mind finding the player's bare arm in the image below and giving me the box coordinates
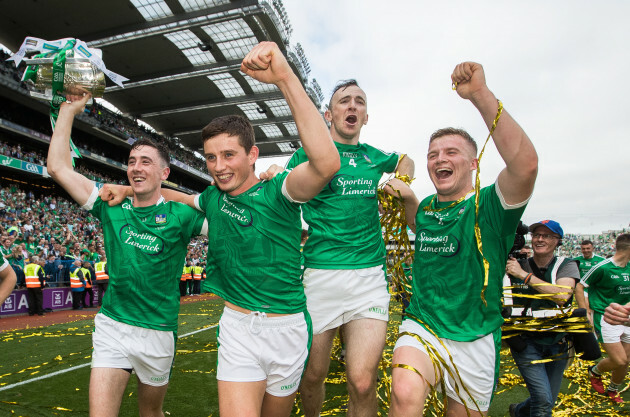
[394,154,415,178]
[384,178,419,233]
[241,42,340,202]
[0,264,17,305]
[47,92,96,206]
[452,62,538,205]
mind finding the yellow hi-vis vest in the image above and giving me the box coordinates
[95,262,108,281]
[25,263,44,288]
[193,266,203,280]
[181,266,191,281]
[70,268,84,289]
[81,267,92,288]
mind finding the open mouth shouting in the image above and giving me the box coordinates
[345,114,358,126]
[435,167,453,180]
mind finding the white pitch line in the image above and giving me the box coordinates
[179,324,217,338]
[0,363,91,392]
[0,324,218,392]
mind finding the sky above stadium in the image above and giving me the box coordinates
[254,0,629,236]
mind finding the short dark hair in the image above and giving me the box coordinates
[130,138,171,168]
[429,127,478,155]
[581,240,594,246]
[616,234,630,251]
[329,79,360,108]
[201,115,255,153]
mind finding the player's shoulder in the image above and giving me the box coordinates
[359,141,397,156]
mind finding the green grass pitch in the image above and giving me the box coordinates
[1,297,628,416]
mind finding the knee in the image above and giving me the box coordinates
[610,355,630,368]
[301,365,328,387]
[347,371,376,398]
[390,378,426,414]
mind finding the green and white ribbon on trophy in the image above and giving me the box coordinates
[7,37,128,165]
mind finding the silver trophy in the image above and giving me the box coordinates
[24,49,105,102]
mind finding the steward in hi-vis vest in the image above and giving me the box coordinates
[82,262,95,308]
[180,263,192,297]
[25,256,46,316]
[192,264,203,295]
[94,258,109,306]
[69,259,86,310]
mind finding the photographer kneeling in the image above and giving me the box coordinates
[505,220,579,417]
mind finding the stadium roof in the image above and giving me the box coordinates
[0,0,324,158]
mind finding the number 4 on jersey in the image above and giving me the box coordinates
[349,158,357,168]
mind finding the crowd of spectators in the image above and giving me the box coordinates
[0,139,47,165]
[559,231,628,258]
[0,137,126,185]
[0,49,207,173]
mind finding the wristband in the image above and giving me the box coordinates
[523,273,533,285]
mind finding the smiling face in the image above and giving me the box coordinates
[325,84,368,144]
[127,145,169,205]
[580,243,594,259]
[203,133,259,196]
[427,134,477,201]
[531,225,561,258]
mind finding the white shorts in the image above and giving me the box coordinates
[394,319,499,412]
[216,306,311,396]
[599,314,630,344]
[303,265,390,334]
[91,313,176,386]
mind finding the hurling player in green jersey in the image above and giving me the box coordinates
[48,94,207,417]
[386,62,538,417]
[574,239,606,319]
[171,41,339,417]
[576,233,630,402]
[575,239,606,278]
[272,79,415,417]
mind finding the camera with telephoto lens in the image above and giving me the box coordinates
[508,221,530,260]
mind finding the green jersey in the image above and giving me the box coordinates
[581,258,630,315]
[574,254,606,278]
[26,242,37,255]
[195,172,305,314]
[86,190,206,331]
[286,142,399,269]
[407,184,527,342]
[0,253,8,272]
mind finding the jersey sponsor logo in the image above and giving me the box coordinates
[219,195,253,227]
[328,174,376,197]
[342,152,360,158]
[415,230,460,257]
[119,224,164,255]
[616,284,630,295]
